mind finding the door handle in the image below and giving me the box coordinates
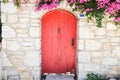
[71,37,74,46]
[58,27,60,33]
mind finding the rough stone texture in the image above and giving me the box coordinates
[1,1,120,80]
[8,75,20,80]
[29,27,40,37]
[19,18,29,23]
[30,12,40,18]
[95,28,106,36]
[35,39,41,50]
[1,3,19,13]
[24,51,40,66]
[103,43,111,50]
[2,26,16,38]
[7,41,21,51]
[113,46,120,57]
[12,23,28,28]
[85,40,102,50]
[102,58,118,65]
[17,33,28,38]
[91,58,101,64]
[77,72,87,80]
[2,39,7,49]
[111,37,120,42]
[8,14,18,23]
[16,28,28,34]
[32,67,41,80]
[1,13,6,23]
[79,27,94,39]
[2,52,12,66]
[2,67,19,80]
[78,51,91,63]
[77,64,83,72]
[106,31,116,36]
[84,64,100,71]
[107,23,117,30]
[92,52,101,58]
[78,40,84,50]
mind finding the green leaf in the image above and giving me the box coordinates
[117,11,120,17]
[2,0,7,3]
[87,73,101,80]
[109,14,114,18]
[72,8,77,11]
[69,3,74,7]
[14,2,19,8]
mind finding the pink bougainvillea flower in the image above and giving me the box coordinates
[34,0,120,27]
[41,3,48,10]
[79,0,89,3]
[85,8,93,12]
[97,0,110,9]
[116,0,120,3]
[114,17,120,22]
[68,0,76,4]
[105,2,120,15]
[36,0,40,3]
[34,7,40,12]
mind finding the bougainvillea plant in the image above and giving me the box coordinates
[34,0,120,27]
[2,0,120,27]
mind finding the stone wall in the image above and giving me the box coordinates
[77,19,120,79]
[1,0,120,80]
[1,0,41,80]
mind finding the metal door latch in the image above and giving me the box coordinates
[58,27,60,33]
[71,37,74,46]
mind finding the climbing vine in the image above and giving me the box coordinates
[2,0,29,8]
[2,0,120,27]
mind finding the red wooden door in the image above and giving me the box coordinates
[42,10,77,74]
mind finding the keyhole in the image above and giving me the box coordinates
[58,27,60,33]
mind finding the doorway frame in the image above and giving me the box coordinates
[40,9,78,79]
